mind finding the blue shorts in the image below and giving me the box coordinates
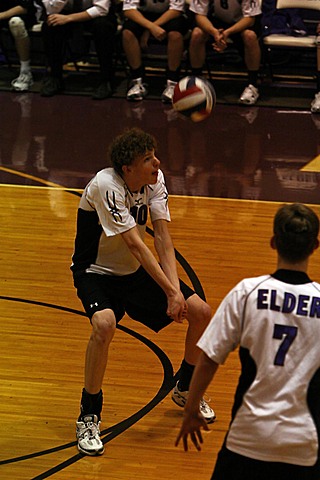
[73,266,195,332]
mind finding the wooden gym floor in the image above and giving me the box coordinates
[1,89,320,480]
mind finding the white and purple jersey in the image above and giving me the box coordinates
[190,0,261,24]
[71,168,170,276]
[198,269,320,466]
[123,0,185,14]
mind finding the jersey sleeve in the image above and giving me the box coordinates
[122,0,140,11]
[148,170,171,223]
[197,283,246,364]
[189,0,209,16]
[85,172,136,237]
[242,0,261,17]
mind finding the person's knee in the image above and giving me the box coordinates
[242,29,259,48]
[167,30,183,43]
[122,28,136,45]
[91,310,116,343]
[190,27,207,47]
[9,17,28,39]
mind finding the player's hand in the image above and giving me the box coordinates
[140,29,150,50]
[150,24,166,42]
[47,13,70,26]
[166,291,187,323]
[175,412,209,451]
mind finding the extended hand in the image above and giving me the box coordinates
[175,412,209,451]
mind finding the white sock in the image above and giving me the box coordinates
[20,60,31,74]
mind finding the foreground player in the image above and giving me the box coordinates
[176,203,320,480]
[71,128,215,456]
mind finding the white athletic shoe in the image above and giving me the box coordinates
[239,84,259,105]
[172,381,216,424]
[126,78,148,101]
[311,92,320,113]
[76,414,104,456]
[11,72,33,92]
[161,80,177,103]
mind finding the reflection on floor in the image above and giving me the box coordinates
[0,91,319,204]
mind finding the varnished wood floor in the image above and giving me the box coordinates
[1,90,320,479]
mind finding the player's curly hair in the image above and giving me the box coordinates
[273,203,319,263]
[109,128,157,176]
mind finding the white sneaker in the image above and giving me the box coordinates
[311,92,320,113]
[239,84,259,105]
[76,414,104,456]
[11,72,33,92]
[171,381,216,424]
[126,78,147,101]
[161,80,177,104]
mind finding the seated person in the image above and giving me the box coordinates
[40,0,118,99]
[122,0,189,103]
[0,0,37,91]
[189,0,262,105]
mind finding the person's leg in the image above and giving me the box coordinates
[40,21,68,96]
[239,29,261,105]
[122,23,148,100]
[90,15,117,99]
[311,25,320,113]
[172,293,216,423]
[161,29,184,103]
[9,17,33,91]
[189,26,208,76]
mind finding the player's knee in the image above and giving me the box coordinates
[190,27,207,48]
[200,301,212,327]
[242,29,258,48]
[9,17,28,39]
[91,310,116,342]
[122,28,135,45]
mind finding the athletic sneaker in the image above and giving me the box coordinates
[172,381,216,424]
[11,72,33,92]
[311,92,320,113]
[76,414,104,456]
[126,78,147,101]
[239,84,259,105]
[161,80,177,103]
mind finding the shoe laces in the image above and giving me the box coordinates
[78,420,100,440]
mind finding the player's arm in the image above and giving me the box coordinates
[223,16,255,37]
[175,351,219,451]
[0,5,26,20]
[121,226,186,322]
[195,14,222,42]
[152,218,181,291]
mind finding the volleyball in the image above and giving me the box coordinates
[172,76,216,122]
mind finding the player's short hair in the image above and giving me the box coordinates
[273,203,319,263]
[109,128,157,176]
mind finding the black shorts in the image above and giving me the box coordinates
[73,266,195,332]
[122,13,190,40]
[212,445,320,480]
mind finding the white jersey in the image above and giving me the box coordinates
[198,270,320,466]
[122,0,185,14]
[71,168,170,276]
[190,0,261,24]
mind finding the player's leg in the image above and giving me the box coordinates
[239,28,261,105]
[9,16,33,91]
[74,272,123,456]
[189,26,209,77]
[122,21,148,101]
[171,292,216,423]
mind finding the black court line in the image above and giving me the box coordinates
[0,297,180,479]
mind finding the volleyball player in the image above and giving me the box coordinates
[71,127,215,456]
[176,203,320,480]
